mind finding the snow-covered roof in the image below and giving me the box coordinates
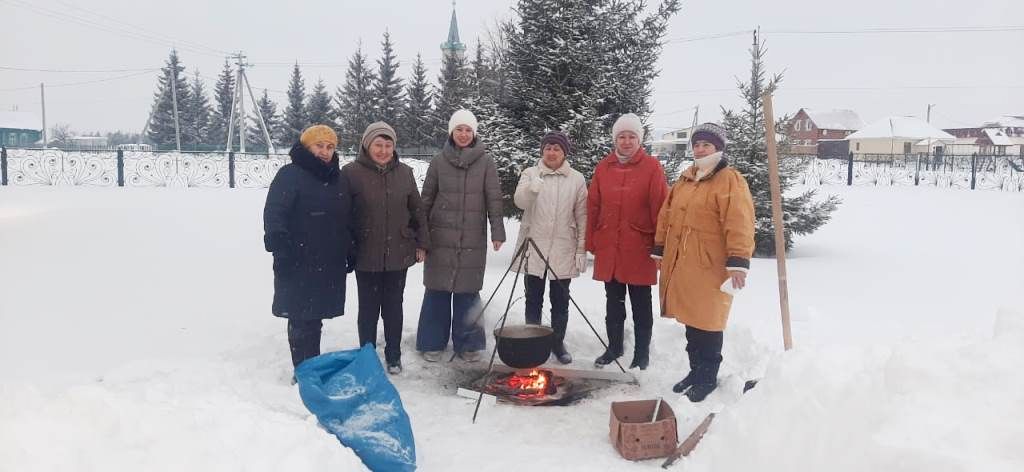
[0,111,41,131]
[802,109,864,131]
[846,116,955,141]
[980,115,1024,128]
[983,128,1013,146]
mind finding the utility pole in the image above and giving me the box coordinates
[224,52,276,153]
[169,53,183,152]
[926,104,935,161]
[40,83,47,146]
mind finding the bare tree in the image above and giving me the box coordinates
[49,123,73,148]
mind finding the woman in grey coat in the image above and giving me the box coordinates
[415,109,506,362]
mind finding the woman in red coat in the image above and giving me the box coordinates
[586,113,669,370]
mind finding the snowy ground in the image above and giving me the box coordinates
[1,185,1022,471]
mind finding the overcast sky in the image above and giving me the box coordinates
[1,0,1021,135]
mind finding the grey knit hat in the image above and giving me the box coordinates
[690,122,727,151]
[361,121,397,151]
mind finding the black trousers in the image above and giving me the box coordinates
[356,269,408,365]
[287,318,323,368]
[524,274,571,343]
[685,325,724,382]
[603,279,653,354]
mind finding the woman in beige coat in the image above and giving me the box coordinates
[651,122,755,402]
[513,131,587,364]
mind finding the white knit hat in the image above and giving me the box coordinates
[448,109,479,135]
[611,113,644,141]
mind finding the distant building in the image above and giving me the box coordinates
[68,136,109,149]
[845,116,954,155]
[787,108,865,155]
[440,2,466,60]
[0,111,42,147]
[650,126,693,156]
[943,115,1024,155]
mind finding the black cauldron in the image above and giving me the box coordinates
[493,324,554,368]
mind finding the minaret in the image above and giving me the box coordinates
[440,1,466,60]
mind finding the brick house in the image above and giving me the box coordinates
[787,108,865,155]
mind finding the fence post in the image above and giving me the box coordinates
[116,149,125,187]
[846,151,854,186]
[1,146,7,186]
[228,152,235,189]
[914,153,921,186]
[970,153,977,190]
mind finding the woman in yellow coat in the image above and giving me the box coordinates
[651,122,755,402]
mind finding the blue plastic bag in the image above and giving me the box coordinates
[295,345,416,471]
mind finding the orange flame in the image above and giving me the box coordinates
[505,369,551,398]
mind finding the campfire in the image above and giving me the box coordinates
[485,369,559,399]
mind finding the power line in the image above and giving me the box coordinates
[0,66,158,73]
[665,25,1024,44]
[0,70,158,92]
[4,0,228,58]
[51,0,231,56]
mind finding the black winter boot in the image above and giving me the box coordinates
[550,310,572,364]
[672,343,699,393]
[628,326,651,370]
[595,316,624,367]
[684,354,721,403]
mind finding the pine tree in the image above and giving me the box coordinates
[281,63,307,145]
[432,51,469,143]
[373,32,405,127]
[306,78,334,130]
[486,0,681,215]
[185,71,211,147]
[722,31,840,256]
[248,89,280,149]
[207,60,235,147]
[146,50,192,148]
[401,53,435,147]
[334,45,377,152]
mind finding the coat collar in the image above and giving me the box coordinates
[536,158,571,176]
[601,147,652,167]
[442,136,486,169]
[356,146,400,174]
[289,142,339,182]
[680,156,730,182]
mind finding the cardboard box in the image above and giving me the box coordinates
[609,399,678,461]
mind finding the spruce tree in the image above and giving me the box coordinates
[432,51,469,143]
[281,63,306,145]
[207,60,235,147]
[334,45,377,152]
[401,53,435,147]
[722,31,840,256]
[306,78,334,130]
[146,50,192,148]
[248,89,280,149]
[186,71,211,147]
[486,0,681,215]
[373,32,405,127]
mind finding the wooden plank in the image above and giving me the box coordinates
[661,413,716,468]
[761,91,795,351]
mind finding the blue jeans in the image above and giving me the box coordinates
[415,289,485,353]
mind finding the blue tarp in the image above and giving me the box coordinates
[296,345,416,471]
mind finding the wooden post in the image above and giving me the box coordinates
[761,92,793,351]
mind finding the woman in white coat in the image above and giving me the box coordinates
[513,131,588,364]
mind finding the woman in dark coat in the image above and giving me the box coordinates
[263,124,356,371]
[415,109,506,363]
[342,121,428,375]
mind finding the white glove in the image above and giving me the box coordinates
[529,175,543,193]
[575,254,588,274]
